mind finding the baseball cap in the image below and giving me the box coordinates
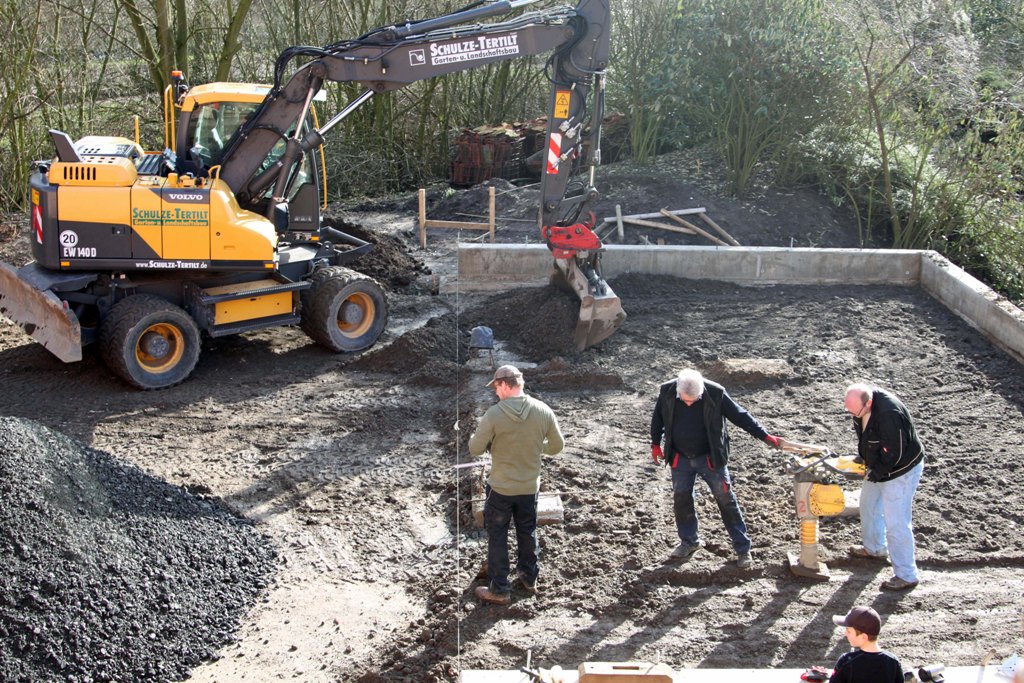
[486,364,523,387]
[832,606,881,636]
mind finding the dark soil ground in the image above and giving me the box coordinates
[1,148,1023,681]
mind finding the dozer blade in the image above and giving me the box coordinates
[551,257,626,351]
[0,261,82,362]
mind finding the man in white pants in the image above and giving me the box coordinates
[844,383,925,591]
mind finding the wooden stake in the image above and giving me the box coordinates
[615,204,624,243]
[418,189,427,249]
[699,212,740,246]
[487,185,495,243]
[659,209,728,246]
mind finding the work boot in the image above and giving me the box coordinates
[669,542,701,561]
[880,576,919,591]
[736,552,753,569]
[516,570,538,595]
[474,586,511,605]
[849,545,888,560]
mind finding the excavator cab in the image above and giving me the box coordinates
[172,83,328,240]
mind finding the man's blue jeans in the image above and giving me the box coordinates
[860,459,924,582]
[483,487,538,594]
[671,455,751,555]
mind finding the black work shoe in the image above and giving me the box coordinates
[474,586,511,605]
[880,576,919,591]
[669,542,701,561]
[517,571,538,594]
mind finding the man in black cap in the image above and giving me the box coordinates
[469,364,564,606]
[829,605,905,682]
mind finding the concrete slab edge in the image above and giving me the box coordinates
[920,250,1024,365]
[453,244,1024,366]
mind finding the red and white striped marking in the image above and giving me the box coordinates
[32,204,43,244]
[546,133,562,175]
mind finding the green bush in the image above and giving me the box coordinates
[667,0,853,196]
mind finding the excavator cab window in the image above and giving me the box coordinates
[183,100,315,204]
[186,101,261,170]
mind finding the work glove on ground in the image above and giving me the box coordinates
[764,434,782,449]
[651,445,664,465]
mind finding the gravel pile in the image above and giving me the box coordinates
[0,417,277,682]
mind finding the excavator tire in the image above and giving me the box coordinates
[300,266,388,353]
[99,295,201,390]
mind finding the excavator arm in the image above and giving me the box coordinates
[215,0,624,349]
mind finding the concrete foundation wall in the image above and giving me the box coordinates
[455,244,1024,365]
[920,251,1024,365]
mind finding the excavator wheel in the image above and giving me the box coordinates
[300,266,388,352]
[99,295,201,390]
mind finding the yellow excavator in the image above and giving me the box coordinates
[0,0,624,389]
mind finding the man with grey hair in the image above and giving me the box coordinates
[650,368,783,568]
[470,364,564,606]
[843,382,925,591]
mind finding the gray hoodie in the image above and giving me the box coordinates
[468,395,564,495]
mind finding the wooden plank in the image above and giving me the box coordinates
[424,219,491,230]
[602,207,705,223]
[419,186,495,246]
[620,216,695,234]
[659,209,728,246]
[699,212,741,246]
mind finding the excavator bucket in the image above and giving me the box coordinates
[0,262,82,362]
[551,257,626,351]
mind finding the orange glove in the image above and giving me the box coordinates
[764,434,781,449]
[651,445,664,465]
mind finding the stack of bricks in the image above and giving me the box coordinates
[449,124,525,186]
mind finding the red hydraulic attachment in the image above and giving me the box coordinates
[542,213,602,259]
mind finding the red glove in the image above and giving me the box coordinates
[651,445,664,464]
[764,434,781,449]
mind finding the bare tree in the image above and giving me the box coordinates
[117,0,255,94]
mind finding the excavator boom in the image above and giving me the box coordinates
[214,0,624,348]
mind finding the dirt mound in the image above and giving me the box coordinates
[324,216,432,290]
[701,358,797,388]
[460,286,580,360]
[350,313,461,385]
[427,179,519,222]
[528,356,626,391]
[0,417,277,682]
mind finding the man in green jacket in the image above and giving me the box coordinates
[470,364,564,606]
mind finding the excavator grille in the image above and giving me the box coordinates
[61,165,97,182]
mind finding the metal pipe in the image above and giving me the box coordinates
[389,0,540,39]
[317,89,374,138]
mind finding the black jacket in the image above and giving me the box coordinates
[853,389,924,482]
[651,378,769,470]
